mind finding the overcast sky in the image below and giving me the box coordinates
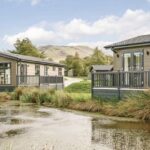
[1,0,150,53]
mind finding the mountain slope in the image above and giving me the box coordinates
[39,45,95,62]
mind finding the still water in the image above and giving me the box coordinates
[0,102,150,150]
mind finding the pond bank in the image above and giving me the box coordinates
[0,87,150,121]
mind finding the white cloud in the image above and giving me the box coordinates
[30,0,42,5]
[6,0,43,5]
[3,26,56,45]
[3,9,150,52]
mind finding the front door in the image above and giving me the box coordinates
[123,51,144,87]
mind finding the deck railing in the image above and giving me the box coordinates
[92,71,150,89]
[17,75,64,87]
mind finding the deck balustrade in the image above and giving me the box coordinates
[92,71,150,89]
[17,75,64,88]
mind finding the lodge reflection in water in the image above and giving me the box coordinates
[91,118,150,150]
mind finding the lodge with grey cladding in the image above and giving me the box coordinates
[0,52,65,91]
[92,34,150,99]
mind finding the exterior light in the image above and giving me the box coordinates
[147,51,149,55]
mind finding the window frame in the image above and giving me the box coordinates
[58,67,62,76]
[35,64,40,76]
[122,50,144,71]
[52,66,56,71]
[0,62,11,85]
[44,65,49,76]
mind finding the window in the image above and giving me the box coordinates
[133,52,143,71]
[53,66,56,71]
[58,67,62,76]
[0,63,11,85]
[44,66,49,76]
[123,53,131,71]
[35,64,40,75]
[123,51,143,71]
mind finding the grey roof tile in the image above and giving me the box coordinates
[0,52,65,67]
[105,34,150,49]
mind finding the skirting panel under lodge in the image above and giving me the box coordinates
[92,88,146,99]
[0,86,15,92]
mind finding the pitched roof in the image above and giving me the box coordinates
[90,65,113,71]
[0,52,65,67]
[104,34,150,49]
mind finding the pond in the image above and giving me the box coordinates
[0,102,150,150]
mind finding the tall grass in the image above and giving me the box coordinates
[3,87,150,121]
[0,92,11,101]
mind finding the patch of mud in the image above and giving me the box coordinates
[0,117,33,125]
[0,128,27,138]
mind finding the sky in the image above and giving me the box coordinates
[1,0,150,53]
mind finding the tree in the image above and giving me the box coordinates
[90,47,107,65]
[60,47,113,77]
[10,38,45,58]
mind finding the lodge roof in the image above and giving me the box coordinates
[90,65,113,71]
[104,34,150,49]
[0,52,65,67]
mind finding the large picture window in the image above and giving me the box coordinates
[0,63,11,85]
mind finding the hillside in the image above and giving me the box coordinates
[39,45,95,62]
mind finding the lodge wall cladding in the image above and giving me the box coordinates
[0,56,17,86]
[17,62,64,76]
[113,46,150,71]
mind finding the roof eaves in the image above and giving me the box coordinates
[0,52,65,67]
[104,41,150,50]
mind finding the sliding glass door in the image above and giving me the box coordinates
[123,51,144,87]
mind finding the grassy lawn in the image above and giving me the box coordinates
[65,80,91,93]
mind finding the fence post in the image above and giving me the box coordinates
[91,72,94,99]
[148,70,150,87]
[16,76,18,87]
[62,76,64,89]
[55,76,58,90]
[39,75,40,87]
[118,70,121,100]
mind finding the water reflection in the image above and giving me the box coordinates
[92,118,150,150]
[0,103,150,150]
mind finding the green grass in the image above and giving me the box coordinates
[65,80,91,93]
